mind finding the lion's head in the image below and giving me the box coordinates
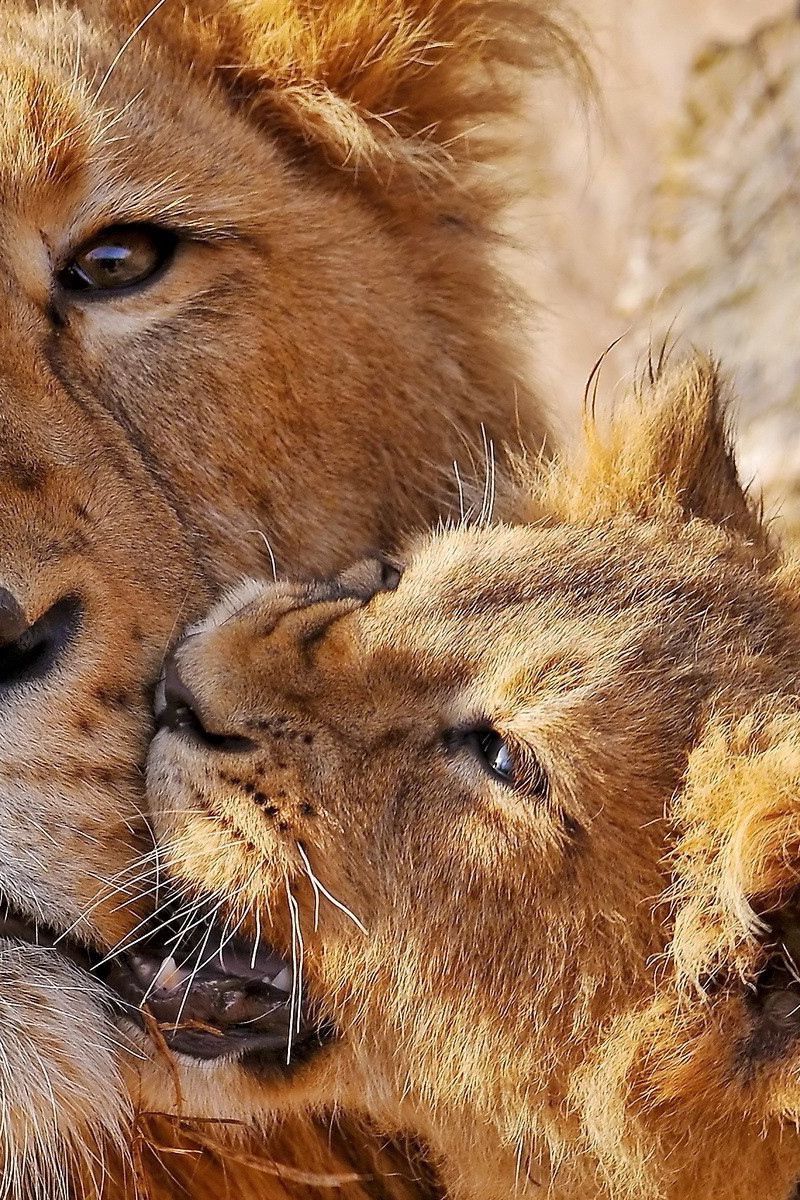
[0,0,564,1194]
[148,358,800,1200]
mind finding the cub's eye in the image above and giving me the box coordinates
[58,225,177,294]
[448,726,549,798]
[474,729,516,784]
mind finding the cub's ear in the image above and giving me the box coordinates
[216,0,577,209]
[541,355,767,551]
[670,702,800,993]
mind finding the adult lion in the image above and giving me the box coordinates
[0,0,565,1196]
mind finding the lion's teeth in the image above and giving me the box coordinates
[271,966,292,993]
[153,955,184,992]
[129,953,157,983]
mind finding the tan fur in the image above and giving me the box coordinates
[149,357,800,1200]
[0,0,565,1195]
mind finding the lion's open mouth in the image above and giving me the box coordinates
[0,901,330,1067]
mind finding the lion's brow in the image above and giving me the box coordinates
[442,554,726,622]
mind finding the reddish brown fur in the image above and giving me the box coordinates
[0,0,566,1195]
[149,358,800,1199]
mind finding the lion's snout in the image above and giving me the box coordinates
[156,650,256,753]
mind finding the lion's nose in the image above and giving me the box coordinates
[155,652,254,753]
[0,588,82,691]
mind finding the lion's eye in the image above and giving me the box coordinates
[474,729,516,784]
[58,225,177,294]
[445,726,549,798]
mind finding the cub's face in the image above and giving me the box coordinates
[146,509,800,1160]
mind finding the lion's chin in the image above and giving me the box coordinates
[0,941,130,1198]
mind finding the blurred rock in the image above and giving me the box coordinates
[529,2,800,537]
[627,15,800,535]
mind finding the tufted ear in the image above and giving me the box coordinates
[539,355,767,551]
[214,0,577,209]
[103,1,580,215]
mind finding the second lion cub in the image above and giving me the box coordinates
[146,359,800,1200]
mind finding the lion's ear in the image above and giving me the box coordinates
[671,703,800,992]
[542,356,767,550]
[216,0,575,209]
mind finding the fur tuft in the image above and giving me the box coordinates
[671,702,800,992]
[532,356,768,552]
[0,947,130,1200]
[221,0,582,204]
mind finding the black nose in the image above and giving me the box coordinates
[158,653,203,731]
[156,652,253,752]
[0,589,82,691]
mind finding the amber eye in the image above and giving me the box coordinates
[58,225,177,294]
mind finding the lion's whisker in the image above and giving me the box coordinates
[296,843,367,936]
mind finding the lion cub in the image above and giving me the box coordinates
[147,359,800,1200]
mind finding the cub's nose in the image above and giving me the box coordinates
[0,588,82,691]
[155,651,253,753]
[157,653,203,732]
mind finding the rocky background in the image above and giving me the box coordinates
[528,1,800,535]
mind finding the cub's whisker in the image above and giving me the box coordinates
[284,878,305,1062]
[296,843,367,936]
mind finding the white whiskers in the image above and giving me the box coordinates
[248,529,279,582]
[285,878,305,1064]
[95,0,172,101]
[453,459,467,523]
[296,843,367,935]
[478,422,497,526]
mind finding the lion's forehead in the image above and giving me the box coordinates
[0,4,275,246]
[341,522,793,724]
[403,522,771,631]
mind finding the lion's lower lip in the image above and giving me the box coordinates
[0,903,328,1066]
[0,908,98,972]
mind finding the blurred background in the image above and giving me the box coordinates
[524,1,800,536]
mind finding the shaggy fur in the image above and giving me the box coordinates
[105,0,575,203]
[0,0,564,1195]
[149,357,800,1200]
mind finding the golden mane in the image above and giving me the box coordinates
[110,0,582,207]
